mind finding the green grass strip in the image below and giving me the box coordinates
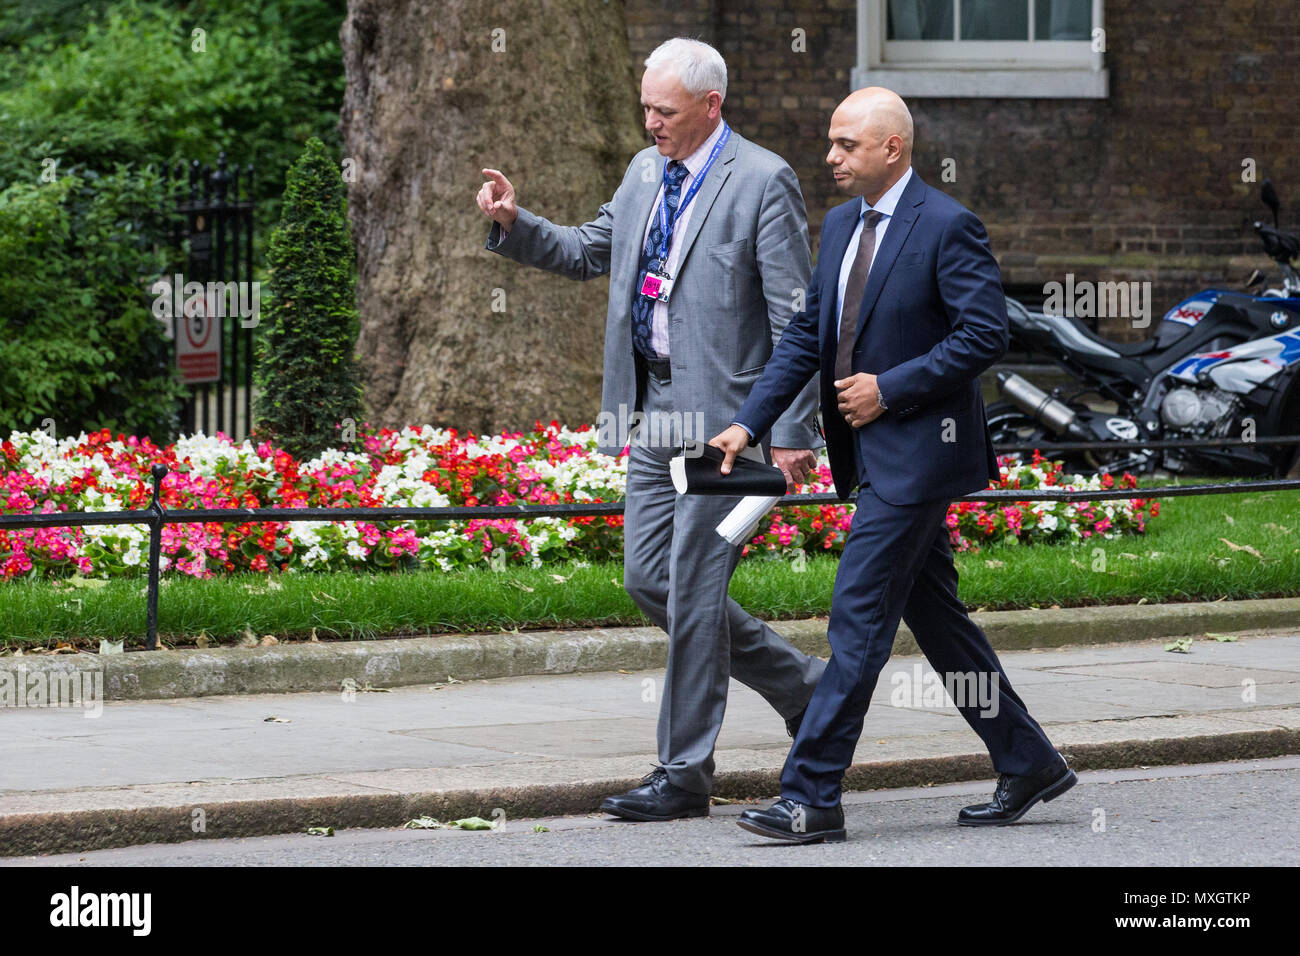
[1,489,1295,648]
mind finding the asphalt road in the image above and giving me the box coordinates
[8,756,1298,867]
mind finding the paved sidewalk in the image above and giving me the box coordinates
[7,597,1299,701]
[2,630,1299,855]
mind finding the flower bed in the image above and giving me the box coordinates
[0,427,1157,580]
[745,451,1157,558]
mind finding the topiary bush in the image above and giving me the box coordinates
[253,137,364,459]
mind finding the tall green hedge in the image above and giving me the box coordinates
[0,0,347,244]
[0,0,348,439]
[0,164,184,439]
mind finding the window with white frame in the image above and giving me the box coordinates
[854,0,1107,98]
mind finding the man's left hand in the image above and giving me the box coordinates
[771,447,818,493]
[834,373,886,429]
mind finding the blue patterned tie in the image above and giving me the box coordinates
[632,160,690,361]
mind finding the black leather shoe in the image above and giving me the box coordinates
[785,707,806,739]
[958,758,1077,826]
[737,798,845,844]
[600,767,710,822]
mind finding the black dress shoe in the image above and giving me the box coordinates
[600,767,710,822]
[958,758,1077,826]
[737,798,845,844]
[785,707,806,739]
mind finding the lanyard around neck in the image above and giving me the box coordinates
[655,122,730,262]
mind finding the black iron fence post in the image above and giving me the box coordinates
[145,463,168,651]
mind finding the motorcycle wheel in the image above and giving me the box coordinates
[986,401,1052,467]
[987,400,1116,474]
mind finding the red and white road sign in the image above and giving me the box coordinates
[176,289,222,385]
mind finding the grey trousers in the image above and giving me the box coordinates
[622,370,826,794]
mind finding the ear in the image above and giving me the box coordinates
[885,133,905,163]
[706,91,723,119]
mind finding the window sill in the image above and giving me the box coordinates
[851,67,1108,98]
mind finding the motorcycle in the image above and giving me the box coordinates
[989,180,1300,477]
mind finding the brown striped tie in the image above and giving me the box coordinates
[834,209,884,383]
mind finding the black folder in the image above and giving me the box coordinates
[669,439,788,496]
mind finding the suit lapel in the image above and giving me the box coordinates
[623,155,663,281]
[851,173,926,353]
[667,131,738,275]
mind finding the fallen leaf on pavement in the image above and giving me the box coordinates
[445,817,497,830]
[403,816,444,829]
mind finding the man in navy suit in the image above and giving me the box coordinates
[711,88,1075,843]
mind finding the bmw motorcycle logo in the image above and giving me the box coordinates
[1270,310,1289,329]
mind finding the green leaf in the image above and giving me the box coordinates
[445,816,497,831]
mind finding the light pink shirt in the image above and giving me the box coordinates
[639,119,726,358]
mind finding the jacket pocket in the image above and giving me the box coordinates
[709,237,751,257]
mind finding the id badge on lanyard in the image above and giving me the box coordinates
[638,123,731,306]
[639,271,674,303]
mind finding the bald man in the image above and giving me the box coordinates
[712,88,1075,842]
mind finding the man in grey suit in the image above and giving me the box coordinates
[475,37,826,821]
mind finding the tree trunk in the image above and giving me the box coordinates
[341,0,644,434]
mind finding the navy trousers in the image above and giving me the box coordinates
[781,480,1062,807]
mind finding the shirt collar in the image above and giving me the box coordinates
[860,166,913,221]
[679,119,727,178]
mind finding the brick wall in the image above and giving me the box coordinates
[624,0,1299,338]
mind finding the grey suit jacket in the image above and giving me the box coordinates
[486,129,822,457]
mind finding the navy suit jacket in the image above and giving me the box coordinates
[735,172,1006,506]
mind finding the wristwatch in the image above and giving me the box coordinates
[877,389,889,411]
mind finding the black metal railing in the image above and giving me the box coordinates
[3,461,1300,652]
[995,434,1300,455]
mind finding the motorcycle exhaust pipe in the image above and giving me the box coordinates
[995,371,1089,439]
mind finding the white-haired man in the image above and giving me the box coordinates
[477,37,826,820]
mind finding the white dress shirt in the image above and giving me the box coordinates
[833,165,913,410]
[731,166,915,442]
[835,165,913,333]
[640,119,727,359]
